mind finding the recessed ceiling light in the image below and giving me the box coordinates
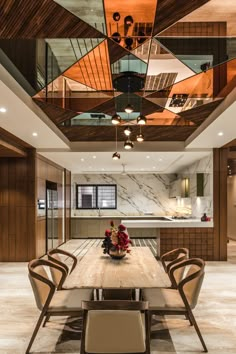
[153,166,156,169]
[140,168,144,171]
[93,155,96,159]
[81,158,84,162]
[32,132,38,137]
[101,168,105,171]
[159,158,163,162]
[0,107,7,113]
[146,155,150,159]
[218,132,224,136]
[89,166,92,169]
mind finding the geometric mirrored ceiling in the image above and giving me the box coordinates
[0,0,236,142]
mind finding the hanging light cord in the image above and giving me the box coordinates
[115,125,118,151]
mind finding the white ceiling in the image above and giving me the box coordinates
[40,150,211,174]
[186,90,236,149]
[0,64,69,149]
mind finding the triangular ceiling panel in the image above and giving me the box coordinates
[33,98,78,124]
[46,38,105,74]
[103,0,157,52]
[54,0,107,35]
[131,38,152,63]
[159,0,236,37]
[153,0,210,36]
[63,40,113,91]
[0,0,104,38]
[157,37,236,74]
[178,99,224,126]
[107,38,130,64]
[144,38,195,94]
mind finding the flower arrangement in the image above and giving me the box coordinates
[102,220,132,256]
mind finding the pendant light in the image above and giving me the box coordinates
[124,103,134,113]
[111,113,121,125]
[136,125,144,142]
[124,126,132,136]
[137,114,147,125]
[124,139,134,150]
[112,126,120,160]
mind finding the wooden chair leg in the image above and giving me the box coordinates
[185,312,193,326]
[42,314,50,327]
[25,312,45,354]
[188,310,208,353]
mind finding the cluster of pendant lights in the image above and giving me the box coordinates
[111,104,147,160]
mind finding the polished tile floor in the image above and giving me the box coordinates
[0,240,236,354]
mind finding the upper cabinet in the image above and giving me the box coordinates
[169,178,190,198]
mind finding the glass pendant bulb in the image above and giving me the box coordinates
[124,126,132,136]
[124,103,134,114]
[112,152,120,160]
[136,133,144,142]
[137,114,147,125]
[124,139,134,150]
[111,114,121,125]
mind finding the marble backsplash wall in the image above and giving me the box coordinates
[72,153,213,218]
[177,153,213,218]
[72,173,177,216]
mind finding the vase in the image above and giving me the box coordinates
[109,249,126,259]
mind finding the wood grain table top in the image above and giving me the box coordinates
[65,247,169,289]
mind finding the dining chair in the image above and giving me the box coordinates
[160,247,189,288]
[26,258,92,354]
[80,300,150,354]
[142,258,208,352]
[47,248,77,275]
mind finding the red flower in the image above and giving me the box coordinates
[105,229,111,237]
[118,224,126,231]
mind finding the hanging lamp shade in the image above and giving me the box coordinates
[124,139,134,150]
[111,114,121,125]
[137,114,147,125]
[112,152,120,160]
[124,103,134,114]
[124,126,132,136]
[136,133,144,142]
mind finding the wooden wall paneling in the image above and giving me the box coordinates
[65,169,71,241]
[0,206,9,261]
[213,148,228,261]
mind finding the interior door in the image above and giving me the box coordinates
[46,182,58,251]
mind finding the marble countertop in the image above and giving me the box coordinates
[122,219,214,228]
[71,215,213,228]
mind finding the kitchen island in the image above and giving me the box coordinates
[71,216,214,260]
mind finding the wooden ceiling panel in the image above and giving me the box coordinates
[153,0,210,36]
[178,99,224,125]
[0,0,103,38]
[60,125,196,141]
[33,99,78,124]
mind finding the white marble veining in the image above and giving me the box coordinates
[72,173,177,217]
[72,153,213,219]
[177,153,213,218]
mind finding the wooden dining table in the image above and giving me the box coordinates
[64,247,170,289]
